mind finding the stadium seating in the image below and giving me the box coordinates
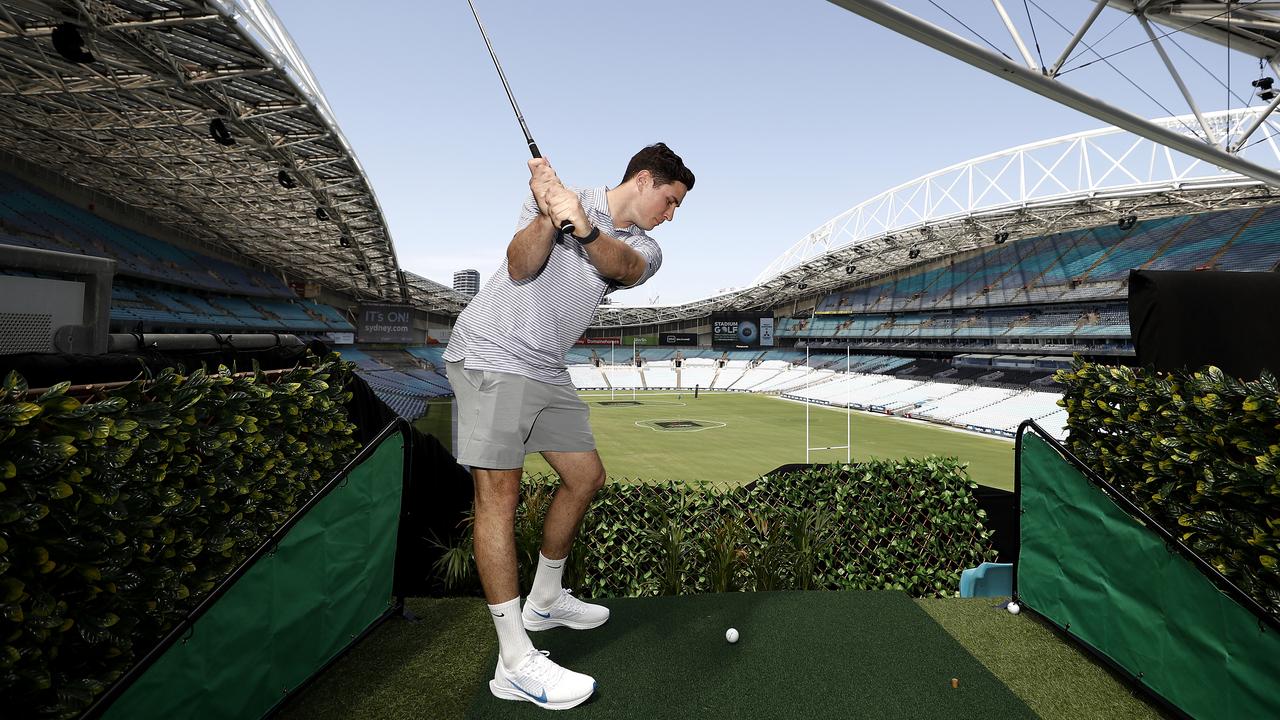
[603,367,644,389]
[644,366,679,388]
[1,172,293,297]
[2,172,362,337]
[406,346,448,367]
[794,205,1279,355]
[712,367,746,388]
[680,365,717,389]
[565,347,597,364]
[569,365,607,388]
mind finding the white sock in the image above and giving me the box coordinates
[488,597,534,668]
[529,551,567,608]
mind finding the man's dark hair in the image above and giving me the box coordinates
[621,142,695,191]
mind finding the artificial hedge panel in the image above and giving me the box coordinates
[0,356,361,719]
[434,457,996,599]
[1056,359,1280,617]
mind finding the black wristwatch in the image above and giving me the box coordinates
[573,224,600,245]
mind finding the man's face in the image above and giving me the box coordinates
[636,173,688,231]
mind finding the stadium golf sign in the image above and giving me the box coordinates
[357,303,414,344]
[711,312,774,348]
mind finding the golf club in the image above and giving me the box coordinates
[465,0,575,236]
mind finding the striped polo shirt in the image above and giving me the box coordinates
[443,186,662,385]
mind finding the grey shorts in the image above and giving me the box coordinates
[446,361,595,469]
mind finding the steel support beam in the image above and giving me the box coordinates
[826,0,1280,187]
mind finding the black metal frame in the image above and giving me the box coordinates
[81,418,414,720]
[1013,420,1278,720]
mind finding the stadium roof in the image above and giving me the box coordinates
[0,0,467,315]
[1102,1,1280,59]
[593,106,1280,328]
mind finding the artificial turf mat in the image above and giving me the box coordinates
[917,598,1167,720]
[465,590,1037,719]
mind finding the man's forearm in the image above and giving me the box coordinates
[581,231,646,287]
[507,214,557,281]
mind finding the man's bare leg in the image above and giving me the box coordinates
[539,450,606,559]
[474,465,598,708]
[471,466,523,604]
[471,466,536,671]
[522,450,611,632]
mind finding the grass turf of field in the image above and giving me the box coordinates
[498,390,1017,490]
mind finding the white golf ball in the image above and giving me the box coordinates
[725,627,739,643]
[1007,602,1021,615]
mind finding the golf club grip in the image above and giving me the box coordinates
[526,140,576,235]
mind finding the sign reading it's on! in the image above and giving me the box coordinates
[357,303,414,343]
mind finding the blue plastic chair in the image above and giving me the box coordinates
[959,562,1013,598]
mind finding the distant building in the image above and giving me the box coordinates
[453,269,480,296]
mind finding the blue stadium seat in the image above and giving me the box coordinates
[959,562,1013,598]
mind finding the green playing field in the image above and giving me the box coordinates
[422,390,1015,490]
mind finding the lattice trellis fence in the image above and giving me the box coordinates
[441,458,997,599]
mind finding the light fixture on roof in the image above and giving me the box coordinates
[908,248,921,259]
[1253,77,1277,102]
[52,23,94,63]
[339,236,351,248]
[315,207,330,221]
[845,264,856,275]
[277,170,297,189]
[994,231,1009,245]
[1117,213,1138,231]
[209,118,234,146]
[797,282,808,290]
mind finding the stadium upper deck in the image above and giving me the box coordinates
[0,0,465,314]
[591,107,1280,329]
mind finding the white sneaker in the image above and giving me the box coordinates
[523,589,611,631]
[489,648,595,710]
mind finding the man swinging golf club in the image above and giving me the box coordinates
[444,143,694,709]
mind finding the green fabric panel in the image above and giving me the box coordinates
[102,434,405,720]
[1018,432,1280,720]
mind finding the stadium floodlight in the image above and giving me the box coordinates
[315,207,330,221]
[339,236,351,248]
[277,170,297,189]
[1118,214,1138,231]
[797,282,808,290]
[908,248,921,259]
[1253,78,1277,102]
[845,264,856,275]
[994,231,1009,245]
[52,23,94,63]
[208,118,234,147]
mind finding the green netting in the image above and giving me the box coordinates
[1017,430,1280,720]
[101,433,405,720]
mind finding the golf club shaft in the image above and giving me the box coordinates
[465,0,575,235]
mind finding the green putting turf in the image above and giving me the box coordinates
[273,595,1169,720]
[465,590,1037,719]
